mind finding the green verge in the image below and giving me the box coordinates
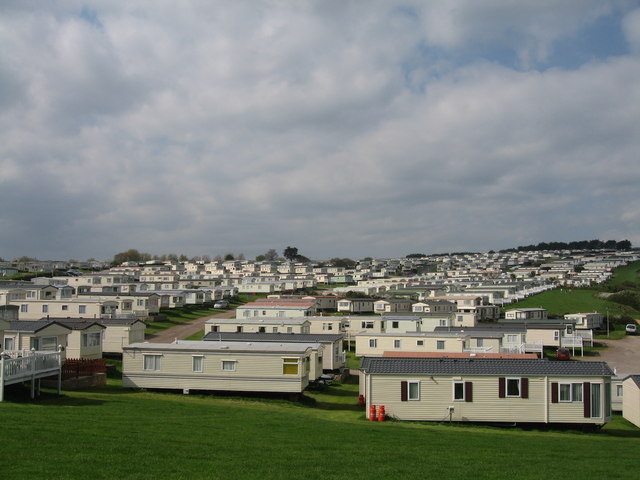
[0,381,638,480]
[144,295,259,336]
[504,289,630,317]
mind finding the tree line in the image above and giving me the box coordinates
[500,239,632,253]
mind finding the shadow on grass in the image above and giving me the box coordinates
[601,427,640,438]
[2,386,106,406]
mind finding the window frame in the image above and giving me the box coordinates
[453,381,465,401]
[394,339,401,349]
[506,378,521,398]
[369,338,377,348]
[221,360,236,372]
[192,356,204,373]
[143,354,162,371]
[408,381,420,401]
[81,332,101,347]
[282,357,299,375]
[436,340,445,350]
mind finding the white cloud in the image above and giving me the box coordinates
[622,7,640,52]
[1,1,638,260]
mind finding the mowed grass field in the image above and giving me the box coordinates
[504,288,629,316]
[506,261,640,319]
[1,379,639,480]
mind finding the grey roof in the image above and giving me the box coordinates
[626,375,640,388]
[96,318,146,326]
[435,325,526,334]
[383,315,422,322]
[206,317,310,325]
[203,332,343,343]
[77,291,158,297]
[7,320,71,333]
[125,340,317,354]
[45,318,106,330]
[360,357,614,377]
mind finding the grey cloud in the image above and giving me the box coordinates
[1,2,639,260]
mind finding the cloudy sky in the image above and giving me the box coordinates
[1,1,640,262]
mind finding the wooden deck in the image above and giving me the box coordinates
[1,350,62,401]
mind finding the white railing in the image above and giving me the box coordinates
[100,313,137,319]
[336,352,346,365]
[561,336,584,347]
[463,346,494,353]
[1,351,62,384]
[575,330,593,346]
[500,345,525,354]
[523,341,544,354]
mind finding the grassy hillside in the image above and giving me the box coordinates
[1,381,638,480]
[604,260,640,287]
[507,261,640,320]
[505,288,629,317]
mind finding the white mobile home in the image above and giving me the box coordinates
[98,318,147,354]
[123,340,319,394]
[360,357,613,426]
[205,317,311,335]
[202,331,345,371]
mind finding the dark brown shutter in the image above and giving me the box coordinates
[498,377,505,398]
[465,381,473,402]
[401,381,408,401]
[583,382,591,418]
[551,382,558,403]
[521,378,529,399]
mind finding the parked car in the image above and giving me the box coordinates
[556,348,570,361]
[626,324,638,335]
[214,300,229,309]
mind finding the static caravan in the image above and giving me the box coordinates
[123,340,319,394]
[360,357,613,426]
[53,318,106,359]
[202,331,345,372]
[99,318,147,354]
[3,320,71,358]
[205,317,311,335]
[622,375,640,428]
[355,332,473,357]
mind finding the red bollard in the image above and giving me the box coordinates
[369,404,377,421]
[378,405,385,422]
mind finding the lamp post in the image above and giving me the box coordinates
[606,309,609,338]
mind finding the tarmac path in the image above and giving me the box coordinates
[587,335,640,374]
[145,308,237,343]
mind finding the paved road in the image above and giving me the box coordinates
[587,335,640,374]
[146,309,236,343]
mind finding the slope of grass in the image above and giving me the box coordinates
[0,382,638,480]
[144,305,224,335]
[505,288,630,317]
[144,295,258,335]
[604,260,640,287]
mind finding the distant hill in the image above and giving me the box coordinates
[499,239,632,252]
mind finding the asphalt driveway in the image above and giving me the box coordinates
[146,309,236,343]
[586,335,640,374]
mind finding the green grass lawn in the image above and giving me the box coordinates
[505,288,633,317]
[144,295,256,336]
[144,305,224,335]
[1,379,639,480]
[184,329,205,340]
[604,260,640,287]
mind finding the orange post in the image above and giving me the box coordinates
[378,405,385,422]
[369,404,377,421]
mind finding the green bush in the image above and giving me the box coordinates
[608,291,640,310]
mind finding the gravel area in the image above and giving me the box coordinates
[146,309,236,343]
[586,335,640,375]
